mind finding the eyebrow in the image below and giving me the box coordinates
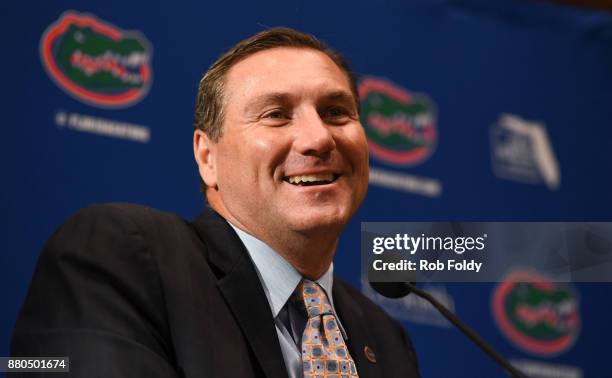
[243,90,358,115]
[319,90,357,110]
[244,92,294,115]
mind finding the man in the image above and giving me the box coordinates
[12,28,420,377]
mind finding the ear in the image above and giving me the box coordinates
[193,129,218,189]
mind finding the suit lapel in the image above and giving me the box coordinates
[192,207,288,378]
[333,280,382,378]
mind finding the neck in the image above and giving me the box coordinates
[207,193,340,280]
[265,232,338,280]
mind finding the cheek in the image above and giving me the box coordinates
[338,127,370,203]
[251,131,293,172]
[217,132,290,186]
[339,127,369,168]
[214,139,254,191]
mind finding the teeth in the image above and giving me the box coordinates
[287,173,334,184]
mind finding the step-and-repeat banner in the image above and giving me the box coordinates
[4,1,612,377]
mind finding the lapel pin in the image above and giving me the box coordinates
[364,345,377,363]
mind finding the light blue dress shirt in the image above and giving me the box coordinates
[229,223,347,378]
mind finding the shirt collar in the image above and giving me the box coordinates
[229,223,335,318]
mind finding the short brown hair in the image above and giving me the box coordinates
[194,27,358,141]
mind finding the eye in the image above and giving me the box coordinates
[265,110,288,119]
[260,109,292,126]
[321,106,352,124]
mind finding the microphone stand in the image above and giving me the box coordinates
[404,282,526,378]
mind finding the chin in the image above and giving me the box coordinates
[286,208,351,234]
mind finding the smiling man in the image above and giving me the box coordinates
[194,42,369,280]
[12,28,420,378]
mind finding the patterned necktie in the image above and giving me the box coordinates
[299,280,359,378]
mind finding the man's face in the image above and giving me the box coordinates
[204,47,368,238]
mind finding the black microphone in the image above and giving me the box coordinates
[370,281,526,378]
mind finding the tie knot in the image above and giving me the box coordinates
[299,280,333,318]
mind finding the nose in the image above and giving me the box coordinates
[292,109,336,157]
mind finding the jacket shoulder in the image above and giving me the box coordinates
[56,202,195,245]
[12,203,188,369]
[67,202,185,228]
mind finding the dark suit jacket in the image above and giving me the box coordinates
[12,203,420,377]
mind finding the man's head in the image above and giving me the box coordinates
[193,27,369,255]
[194,27,359,142]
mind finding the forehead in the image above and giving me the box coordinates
[224,47,353,102]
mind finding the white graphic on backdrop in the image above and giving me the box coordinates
[55,111,150,143]
[490,114,560,190]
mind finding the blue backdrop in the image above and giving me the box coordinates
[3,0,612,376]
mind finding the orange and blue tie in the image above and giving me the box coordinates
[299,280,359,378]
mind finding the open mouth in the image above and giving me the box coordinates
[282,173,340,186]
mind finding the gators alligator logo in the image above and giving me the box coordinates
[359,77,437,166]
[492,269,580,356]
[40,11,152,108]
